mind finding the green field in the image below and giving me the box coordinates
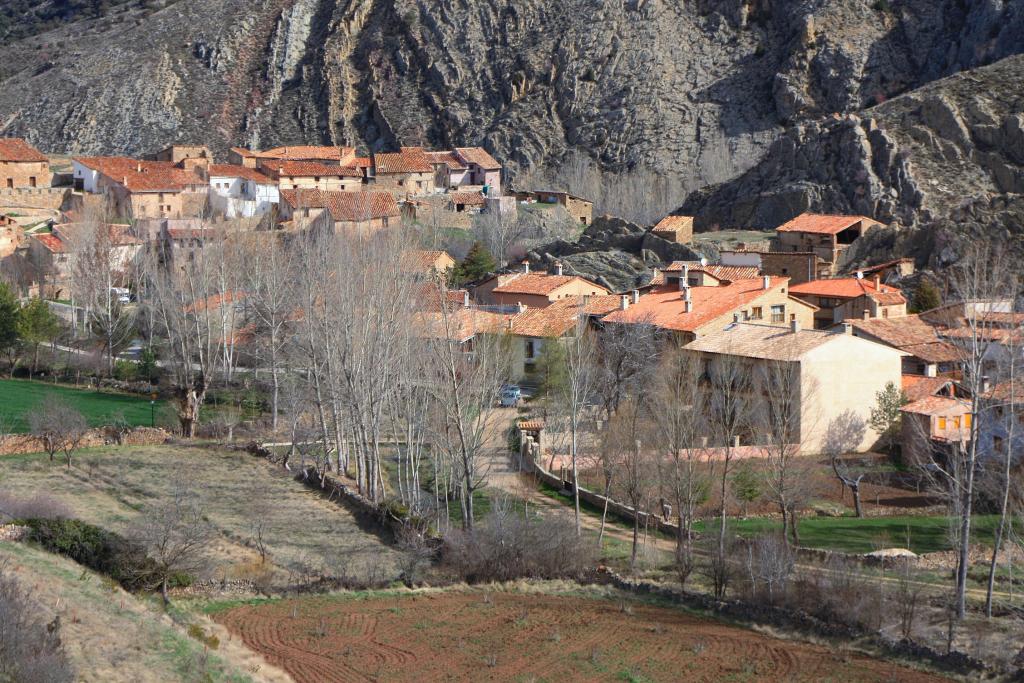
[0,379,163,433]
[697,514,1000,555]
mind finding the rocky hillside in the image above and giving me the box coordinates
[0,0,1021,180]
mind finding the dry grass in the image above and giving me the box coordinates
[0,540,290,682]
[0,445,405,585]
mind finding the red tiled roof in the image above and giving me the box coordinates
[846,315,960,362]
[263,161,362,178]
[509,295,620,337]
[846,258,913,276]
[0,138,47,162]
[351,157,372,169]
[602,278,791,333]
[73,156,205,192]
[54,223,141,247]
[374,147,434,174]
[653,216,693,232]
[790,277,905,305]
[450,191,487,207]
[664,261,761,282]
[280,189,399,222]
[454,147,502,170]
[426,151,468,170]
[208,164,274,184]
[901,375,955,402]
[901,395,970,417]
[401,250,455,272]
[32,233,65,253]
[492,273,608,297]
[776,213,878,235]
[411,308,508,342]
[255,146,353,161]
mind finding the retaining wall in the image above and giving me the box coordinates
[0,187,68,211]
[0,426,169,456]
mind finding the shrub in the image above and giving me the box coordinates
[113,359,137,381]
[0,492,72,522]
[442,505,595,582]
[0,571,75,683]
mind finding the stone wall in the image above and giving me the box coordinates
[0,187,68,211]
[0,426,169,456]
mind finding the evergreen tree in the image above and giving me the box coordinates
[869,381,908,457]
[532,339,567,420]
[911,279,942,313]
[730,462,761,518]
[0,282,19,374]
[16,298,61,374]
[453,242,497,285]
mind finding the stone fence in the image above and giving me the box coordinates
[0,187,68,211]
[0,426,169,456]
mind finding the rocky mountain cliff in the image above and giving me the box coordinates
[0,0,1021,262]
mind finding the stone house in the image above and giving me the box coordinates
[71,157,208,220]
[448,191,487,214]
[278,189,399,234]
[788,276,906,328]
[602,275,817,344]
[258,160,364,192]
[401,250,456,279]
[229,145,358,168]
[0,138,51,189]
[685,322,905,454]
[153,144,212,164]
[651,215,694,244]
[900,395,973,465]
[775,213,881,273]
[370,148,436,197]
[476,263,610,309]
[207,164,279,218]
[452,147,502,190]
[662,261,760,287]
[720,249,828,285]
[27,233,72,297]
[0,215,23,260]
[514,190,593,225]
[847,314,961,377]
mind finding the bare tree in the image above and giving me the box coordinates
[28,396,87,468]
[561,317,597,536]
[0,566,75,683]
[614,399,655,572]
[130,480,212,604]
[824,411,869,517]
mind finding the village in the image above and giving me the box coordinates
[0,135,1022,681]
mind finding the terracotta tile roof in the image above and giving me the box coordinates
[899,341,962,364]
[450,191,487,207]
[509,295,620,338]
[208,164,274,184]
[401,250,455,272]
[351,157,372,169]
[683,322,858,360]
[492,273,608,297]
[0,138,47,162]
[901,375,955,402]
[255,146,353,161]
[374,147,434,174]
[602,278,791,334]
[517,420,544,431]
[411,308,508,342]
[409,283,468,311]
[664,261,761,282]
[653,216,693,232]
[263,161,362,178]
[847,315,960,362]
[54,223,141,247]
[776,213,878,235]
[230,147,255,158]
[32,233,65,253]
[846,258,913,276]
[280,189,399,222]
[454,147,501,170]
[900,395,971,416]
[940,327,1024,344]
[73,156,205,192]
[985,380,1024,403]
[426,151,467,170]
[790,277,905,304]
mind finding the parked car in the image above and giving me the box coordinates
[499,384,522,407]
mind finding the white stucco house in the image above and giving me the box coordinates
[207,164,279,218]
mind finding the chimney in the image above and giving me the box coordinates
[842,322,853,335]
[873,274,881,289]
[683,300,692,313]
[791,318,800,334]
[507,317,514,330]
[136,162,142,173]
[733,313,740,324]
[620,295,630,311]
[855,270,864,280]
[631,289,640,304]
[516,301,526,314]
[681,265,690,288]
[762,275,770,290]
[522,259,530,274]
[463,291,470,308]
[555,261,563,276]
[863,309,870,320]
[684,286,692,302]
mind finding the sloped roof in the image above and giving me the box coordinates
[683,322,852,360]
[207,164,274,184]
[602,278,792,333]
[0,138,47,162]
[492,273,608,297]
[73,157,205,192]
[790,277,906,305]
[255,146,353,161]
[280,189,399,222]
[776,213,878,235]
[262,161,362,178]
[664,261,761,282]
[426,151,468,170]
[401,250,455,272]
[902,375,955,402]
[901,395,971,417]
[411,308,508,342]
[846,315,959,362]
[374,147,434,174]
[32,233,65,253]
[653,215,693,232]
[454,147,501,170]
[450,191,487,207]
[509,295,620,338]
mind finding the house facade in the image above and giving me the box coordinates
[279,189,399,233]
[208,164,279,218]
[651,215,694,244]
[477,264,610,309]
[370,148,436,197]
[515,190,593,225]
[775,214,881,273]
[72,157,208,220]
[258,161,364,192]
[0,138,51,189]
[789,276,906,328]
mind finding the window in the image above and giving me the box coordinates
[526,340,537,359]
[964,414,971,429]
[882,309,889,318]
[938,417,947,430]
[781,268,789,275]
[953,416,961,429]
[29,177,36,188]
[750,306,763,320]
[770,305,785,323]
[994,436,1004,453]
[314,177,320,182]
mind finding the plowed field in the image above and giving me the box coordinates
[213,591,945,682]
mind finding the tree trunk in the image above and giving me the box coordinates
[790,509,801,546]
[631,515,639,572]
[851,483,864,518]
[597,481,611,549]
[160,577,170,606]
[571,423,581,537]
